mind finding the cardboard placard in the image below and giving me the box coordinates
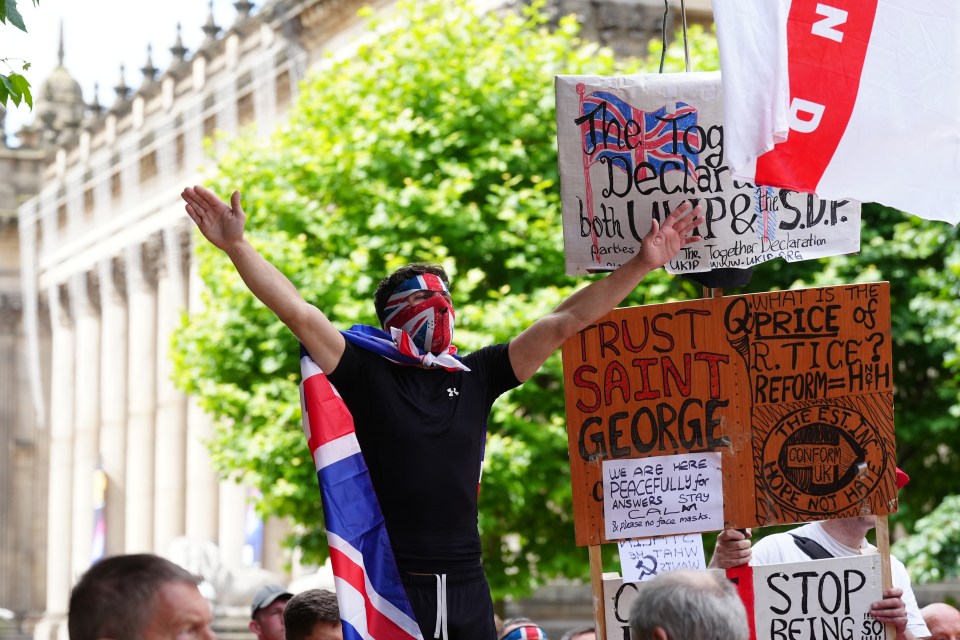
[555,72,861,275]
[603,555,883,640]
[563,283,897,546]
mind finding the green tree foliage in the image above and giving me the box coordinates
[1,0,39,109]
[173,0,960,597]
[893,495,960,583]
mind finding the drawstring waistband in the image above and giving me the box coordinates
[400,566,485,639]
[433,573,448,639]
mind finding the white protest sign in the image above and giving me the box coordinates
[601,554,884,640]
[617,534,706,582]
[555,72,861,275]
[602,452,723,540]
[752,555,883,640]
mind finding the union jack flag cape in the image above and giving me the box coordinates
[299,344,425,640]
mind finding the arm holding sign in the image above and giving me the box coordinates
[508,201,704,382]
[708,528,752,569]
[870,587,920,640]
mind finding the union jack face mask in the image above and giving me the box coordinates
[382,273,455,356]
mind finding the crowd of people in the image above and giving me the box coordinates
[64,545,958,639]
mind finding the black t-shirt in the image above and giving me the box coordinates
[327,340,521,573]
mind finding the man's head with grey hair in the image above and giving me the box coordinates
[628,570,749,640]
[68,553,214,640]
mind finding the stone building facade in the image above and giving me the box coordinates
[5,0,710,638]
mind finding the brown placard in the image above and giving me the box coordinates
[562,282,897,546]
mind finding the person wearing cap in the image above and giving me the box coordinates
[250,583,293,640]
[710,467,930,640]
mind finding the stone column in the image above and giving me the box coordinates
[37,284,75,637]
[70,271,101,578]
[184,237,219,542]
[123,241,158,553]
[97,257,128,556]
[218,480,248,573]
[262,517,291,574]
[153,226,188,555]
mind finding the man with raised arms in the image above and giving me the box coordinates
[182,184,702,639]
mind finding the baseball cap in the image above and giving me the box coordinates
[251,583,292,618]
[895,467,909,489]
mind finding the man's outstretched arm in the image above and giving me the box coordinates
[182,185,345,373]
[508,201,704,382]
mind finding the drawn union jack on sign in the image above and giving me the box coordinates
[575,85,700,179]
[574,84,701,261]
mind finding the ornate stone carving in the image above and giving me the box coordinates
[124,238,159,295]
[68,270,101,318]
[97,257,127,305]
[49,281,72,327]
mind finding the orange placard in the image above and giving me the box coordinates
[562,282,897,546]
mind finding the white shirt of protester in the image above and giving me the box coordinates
[751,521,930,638]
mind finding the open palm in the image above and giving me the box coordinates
[181,185,247,251]
[638,201,703,270]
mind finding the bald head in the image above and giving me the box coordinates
[922,603,960,640]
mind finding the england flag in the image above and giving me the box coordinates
[714,0,960,223]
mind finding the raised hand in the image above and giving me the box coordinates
[637,201,704,271]
[181,185,246,252]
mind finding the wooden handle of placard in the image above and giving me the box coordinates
[589,544,607,640]
[875,514,895,640]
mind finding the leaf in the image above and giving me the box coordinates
[3,0,28,31]
[8,73,31,108]
[0,73,20,106]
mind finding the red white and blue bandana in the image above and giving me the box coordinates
[383,274,455,356]
[500,625,549,640]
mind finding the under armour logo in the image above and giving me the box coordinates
[447,388,459,397]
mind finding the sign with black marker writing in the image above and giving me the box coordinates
[602,555,883,640]
[617,534,706,582]
[555,72,861,275]
[752,555,883,640]
[603,452,723,539]
[563,283,897,545]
